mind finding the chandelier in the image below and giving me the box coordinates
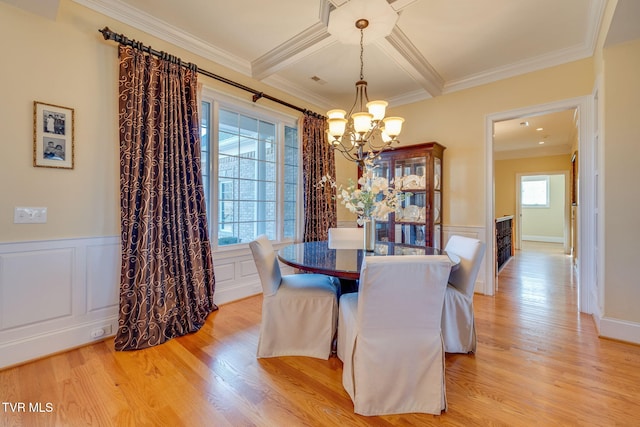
[326,19,405,169]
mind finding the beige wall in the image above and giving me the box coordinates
[389,59,593,228]
[495,155,571,218]
[0,0,596,243]
[603,38,640,321]
[0,0,326,243]
[0,1,119,242]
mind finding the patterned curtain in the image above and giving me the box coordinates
[115,45,217,351]
[302,114,337,242]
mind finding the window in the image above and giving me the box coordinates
[200,92,300,247]
[521,175,549,207]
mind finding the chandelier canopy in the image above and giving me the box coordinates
[326,19,405,169]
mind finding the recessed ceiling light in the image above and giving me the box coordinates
[538,141,545,145]
[536,127,544,131]
[520,121,529,127]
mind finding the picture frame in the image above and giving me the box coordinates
[33,101,74,169]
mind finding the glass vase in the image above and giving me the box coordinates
[363,218,376,252]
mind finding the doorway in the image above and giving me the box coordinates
[484,96,597,315]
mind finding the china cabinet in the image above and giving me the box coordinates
[366,142,446,250]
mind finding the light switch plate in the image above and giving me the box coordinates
[14,207,47,224]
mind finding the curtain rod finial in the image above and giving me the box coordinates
[99,27,112,40]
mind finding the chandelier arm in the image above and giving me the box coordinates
[336,145,361,164]
[325,17,405,171]
[331,137,360,158]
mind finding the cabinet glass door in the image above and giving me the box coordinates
[395,156,426,247]
[432,157,442,249]
[372,159,391,243]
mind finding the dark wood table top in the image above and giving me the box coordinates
[277,240,459,280]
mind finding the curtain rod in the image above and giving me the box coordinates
[99,27,324,119]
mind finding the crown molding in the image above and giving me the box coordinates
[443,43,593,95]
[73,0,251,75]
[586,0,607,50]
[387,89,432,107]
[444,0,606,95]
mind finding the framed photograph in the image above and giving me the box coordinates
[33,101,74,169]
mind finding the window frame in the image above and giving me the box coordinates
[521,175,550,208]
[200,88,302,251]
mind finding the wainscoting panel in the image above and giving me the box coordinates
[1,248,74,329]
[86,242,120,313]
[239,258,258,278]
[0,231,492,368]
[211,247,260,306]
[0,237,120,369]
[213,261,236,284]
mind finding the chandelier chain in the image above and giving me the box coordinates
[359,28,364,81]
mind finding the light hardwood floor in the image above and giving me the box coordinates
[2,242,640,426]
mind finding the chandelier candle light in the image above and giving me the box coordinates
[326,19,405,169]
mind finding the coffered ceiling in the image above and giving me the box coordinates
[69,0,609,158]
[71,0,607,110]
[6,0,622,157]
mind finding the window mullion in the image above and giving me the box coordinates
[201,90,298,247]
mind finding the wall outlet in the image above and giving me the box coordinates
[90,325,113,339]
[14,207,47,224]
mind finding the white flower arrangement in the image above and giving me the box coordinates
[319,162,408,226]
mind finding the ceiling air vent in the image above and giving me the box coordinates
[310,76,327,85]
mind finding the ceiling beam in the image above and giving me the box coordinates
[251,0,333,80]
[251,23,333,81]
[379,25,444,98]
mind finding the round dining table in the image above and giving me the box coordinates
[277,240,459,280]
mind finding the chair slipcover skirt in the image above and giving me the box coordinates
[258,273,338,358]
[441,235,486,354]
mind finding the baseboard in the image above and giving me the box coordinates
[598,316,640,346]
[522,235,564,243]
[0,317,118,369]
[214,282,262,306]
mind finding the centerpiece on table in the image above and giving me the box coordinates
[319,160,407,251]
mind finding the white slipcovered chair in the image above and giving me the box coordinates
[441,235,486,354]
[337,255,452,416]
[328,227,364,294]
[249,235,339,359]
[328,227,364,249]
